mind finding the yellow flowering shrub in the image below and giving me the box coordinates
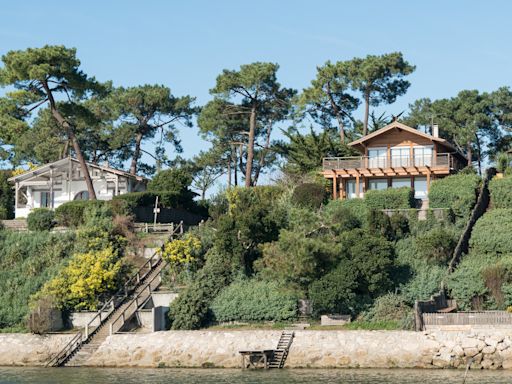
[37,247,123,310]
[160,235,201,267]
[11,162,38,177]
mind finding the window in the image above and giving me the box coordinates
[74,191,90,200]
[391,147,410,167]
[346,180,363,199]
[392,178,410,189]
[368,148,387,168]
[414,146,433,167]
[40,191,52,208]
[414,177,428,199]
[368,179,388,191]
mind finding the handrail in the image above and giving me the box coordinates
[322,153,454,171]
[108,260,168,335]
[82,221,184,340]
[45,332,82,367]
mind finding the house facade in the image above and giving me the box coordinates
[8,157,147,218]
[321,121,466,200]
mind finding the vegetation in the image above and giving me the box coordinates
[27,208,55,231]
[489,176,512,208]
[428,174,481,220]
[364,187,415,210]
[0,171,14,219]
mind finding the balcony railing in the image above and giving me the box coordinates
[323,153,454,171]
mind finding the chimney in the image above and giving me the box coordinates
[432,124,439,138]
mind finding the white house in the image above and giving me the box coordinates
[8,157,147,218]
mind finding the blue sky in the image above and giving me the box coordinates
[1,0,511,185]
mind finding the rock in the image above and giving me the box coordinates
[464,348,480,357]
[482,346,496,354]
[452,345,464,357]
[481,359,493,369]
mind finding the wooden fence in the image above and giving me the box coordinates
[423,311,512,329]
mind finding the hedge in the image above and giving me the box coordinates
[27,209,55,231]
[364,187,415,210]
[211,280,298,322]
[469,209,512,254]
[55,200,108,228]
[429,174,480,219]
[489,177,512,209]
[292,183,327,209]
[113,191,202,213]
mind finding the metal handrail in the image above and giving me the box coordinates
[45,332,82,367]
[322,153,453,170]
[108,261,168,335]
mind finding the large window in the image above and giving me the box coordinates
[368,178,388,191]
[414,177,428,199]
[40,191,52,208]
[392,178,410,189]
[74,191,90,200]
[414,146,433,167]
[391,147,410,167]
[346,180,363,199]
[368,148,387,168]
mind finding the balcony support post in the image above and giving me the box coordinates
[332,176,338,199]
[426,169,431,192]
[355,173,360,198]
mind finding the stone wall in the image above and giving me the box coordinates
[85,329,512,369]
[0,334,74,366]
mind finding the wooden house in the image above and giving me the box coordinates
[321,121,466,200]
[8,157,147,218]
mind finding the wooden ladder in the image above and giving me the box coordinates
[268,331,294,369]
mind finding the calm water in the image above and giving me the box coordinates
[1,368,512,384]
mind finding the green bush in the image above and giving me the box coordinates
[364,187,415,210]
[0,231,75,328]
[55,200,107,227]
[429,174,480,219]
[292,183,327,209]
[363,293,412,323]
[323,199,366,230]
[415,226,459,264]
[27,209,55,231]
[469,209,512,254]
[211,280,298,322]
[0,171,14,220]
[113,191,204,215]
[489,177,512,209]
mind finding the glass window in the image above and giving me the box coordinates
[74,191,90,200]
[40,191,52,208]
[391,147,410,167]
[346,180,363,199]
[368,148,387,168]
[368,179,388,191]
[392,178,410,189]
[414,146,433,167]
[414,177,428,199]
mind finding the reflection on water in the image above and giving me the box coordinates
[1,367,512,384]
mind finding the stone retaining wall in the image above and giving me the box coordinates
[0,334,74,366]
[5,330,512,369]
[86,329,512,369]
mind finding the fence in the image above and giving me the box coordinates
[423,311,512,329]
[414,291,456,331]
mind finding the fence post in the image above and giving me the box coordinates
[109,323,113,336]
[85,324,89,340]
[180,220,184,234]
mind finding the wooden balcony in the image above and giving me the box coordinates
[322,153,459,178]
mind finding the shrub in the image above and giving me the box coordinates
[0,231,75,328]
[27,296,59,334]
[429,174,480,219]
[364,187,415,210]
[27,208,55,231]
[55,200,107,227]
[0,171,14,220]
[363,293,412,323]
[211,280,298,322]
[326,198,368,227]
[469,209,512,254]
[489,177,512,209]
[415,226,459,264]
[368,211,410,241]
[148,168,196,207]
[292,183,327,209]
[37,246,124,310]
[322,199,364,232]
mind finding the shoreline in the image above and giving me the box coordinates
[3,329,512,369]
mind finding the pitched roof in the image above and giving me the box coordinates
[349,121,458,152]
[8,157,147,182]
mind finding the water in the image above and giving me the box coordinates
[1,368,512,384]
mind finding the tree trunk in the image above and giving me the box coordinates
[475,134,483,175]
[253,120,273,186]
[466,141,473,167]
[363,91,370,136]
[245,103,257,187]
[130,132,143,175]
[227,157,232,188]
[42,81,97,200]
[325,82,345,143]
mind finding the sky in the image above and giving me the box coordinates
[1,0,511,188]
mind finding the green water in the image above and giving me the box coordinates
[1,368,512,384]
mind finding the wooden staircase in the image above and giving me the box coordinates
[46,223,184,368]
[268,331,294,369]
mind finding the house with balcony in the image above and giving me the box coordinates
[8,157,147,218]
[321,121,466,201]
